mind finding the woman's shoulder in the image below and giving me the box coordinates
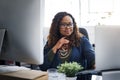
[80,36,89,42]
[78,32,89,41]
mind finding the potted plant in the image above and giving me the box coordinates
[57,61,83,80]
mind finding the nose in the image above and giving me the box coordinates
[66,26,71,29]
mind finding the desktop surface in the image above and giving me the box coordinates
[0,67,48,80]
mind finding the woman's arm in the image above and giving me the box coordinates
[81,36,95,69]
[40,37,70,71]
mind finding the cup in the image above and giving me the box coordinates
[47,68,58,80]
[58,73,66,80]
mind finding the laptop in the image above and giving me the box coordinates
[95,25,120,71]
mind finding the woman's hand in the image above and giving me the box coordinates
[52,37,69,53]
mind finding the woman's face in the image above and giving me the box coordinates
[59,15,74,37]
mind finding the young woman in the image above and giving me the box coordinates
[40,12,95,71]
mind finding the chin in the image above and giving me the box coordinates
[62,33,72,37]
[64,34,71,37]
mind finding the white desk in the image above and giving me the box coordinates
[0,70,48,80]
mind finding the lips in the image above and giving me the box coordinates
[64,30,71,35]
[65,30,70,33]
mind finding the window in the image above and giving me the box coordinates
[44,0,120,44]
[44,0,80,27]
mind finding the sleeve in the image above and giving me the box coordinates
[40,43,55,71]
[81,36,95,69]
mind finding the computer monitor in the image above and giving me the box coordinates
[95,25,120,70]
[0,0,44,65]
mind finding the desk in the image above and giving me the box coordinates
[0,70,48,80]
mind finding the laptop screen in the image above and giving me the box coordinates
[95,25,120,71]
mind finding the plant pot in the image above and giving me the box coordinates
[66,76,77,80]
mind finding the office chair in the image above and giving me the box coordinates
[79,27,89,40]
[79,27,95,49]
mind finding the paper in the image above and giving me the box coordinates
[0,65,30,73]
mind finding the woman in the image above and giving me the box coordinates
[40,12,95,71]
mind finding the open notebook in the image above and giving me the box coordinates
[0,65,30,73]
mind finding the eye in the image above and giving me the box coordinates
[62,24,66,26]
[68,23,73,26]
[60,23,66,27]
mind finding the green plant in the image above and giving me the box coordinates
[57,62,84,77]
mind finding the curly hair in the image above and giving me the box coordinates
[47,12,82,47]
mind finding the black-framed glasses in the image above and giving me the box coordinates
[60,23,74,28]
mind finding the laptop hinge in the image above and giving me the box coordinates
[0,29,6,53]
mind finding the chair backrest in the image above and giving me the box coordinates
[79,27,89,40]
[79,27,95,48]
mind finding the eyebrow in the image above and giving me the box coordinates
[60,22,73,24]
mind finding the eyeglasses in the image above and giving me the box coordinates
[60,23,74,28]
